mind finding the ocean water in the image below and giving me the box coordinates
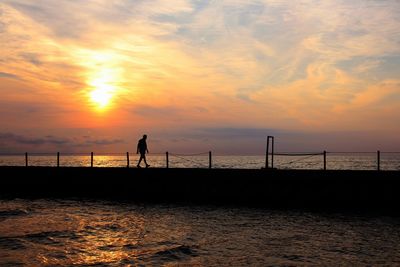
[0,153,399,170]
[1,199,400,266]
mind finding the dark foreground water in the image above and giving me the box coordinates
[1,199,400,266]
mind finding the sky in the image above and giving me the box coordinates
[0,0,399,154]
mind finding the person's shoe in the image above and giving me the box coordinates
[146,164,150,168]
[137,165,141,168]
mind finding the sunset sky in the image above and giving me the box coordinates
[1,0,399,154]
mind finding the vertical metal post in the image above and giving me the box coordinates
[266,136,274,169]
[209,151,212,169]
[377,150,380,171]
[25,152,28,167]
[265,137,270,169]
[91,152,94,167]
[271,136,274,169]
[166,152,169,168]
[323,150,326,170]
[57,152,60,167]
[127,152,130,168]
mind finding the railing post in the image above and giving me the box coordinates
[209,151,212,169]
[91,152,94,167]
[323,150,326,170]
[377,150,380,171]
[266,136,274,169]
[25,152,28,167]
[57,152,60,167]
[271,136,274,169]
[166,151,169,168]
[265,136,270,169]
[127,152,130,168]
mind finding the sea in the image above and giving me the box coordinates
[1,199,400,266]
[0,152,399,170]
[1,154,400,266]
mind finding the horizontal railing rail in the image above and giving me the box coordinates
[275,152,324,156]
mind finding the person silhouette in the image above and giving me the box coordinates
[137,134,150,168]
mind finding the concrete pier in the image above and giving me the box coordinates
[1,166,399,213]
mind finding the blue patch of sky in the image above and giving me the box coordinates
[87,2,140,24]
[164,1,274,47]
[175,25,223,47]
[190,0,212,12]
[152,5,221,46]
[382,56,400,73]
[336,57,370,71]
[251,19,303,52]
[336,55,400,81]
[222,2,265,28]
[5,1,89,39]
[153,13,191,24]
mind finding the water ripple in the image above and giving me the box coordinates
[0,199,400,266]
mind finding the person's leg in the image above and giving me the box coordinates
[137,155,143,167]
[144,155,150,167]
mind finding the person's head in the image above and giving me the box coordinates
[143,134,147,140]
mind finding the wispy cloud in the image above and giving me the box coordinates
[353,59,382,74]
[0,132,68,145]
[0,132,125,153]
[132,105,182,117]
[0,72,20,79]
[0,0,399,152]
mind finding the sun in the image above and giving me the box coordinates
[79,50,126,112]
[87,68,119,111]
[90,85,113,109]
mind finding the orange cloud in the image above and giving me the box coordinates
[1,0,399,152]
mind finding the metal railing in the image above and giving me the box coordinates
[0,151,214,169]
[0,139,399,170]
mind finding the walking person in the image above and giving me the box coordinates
[137,134,150,168]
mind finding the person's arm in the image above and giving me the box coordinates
[137,143,139,154]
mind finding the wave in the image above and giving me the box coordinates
[0,209,29,221]
[150,244,197,262]
[23,230,78,245]
[0,237,26,250]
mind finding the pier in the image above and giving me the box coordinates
[1,135,399,213]
[1,166,399,214]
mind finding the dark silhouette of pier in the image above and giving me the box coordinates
[1,135,399,213]
[0,166,399,214]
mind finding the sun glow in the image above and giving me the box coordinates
[76,49,127,112]
[87,68,121,111]
[90,86,114,109]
